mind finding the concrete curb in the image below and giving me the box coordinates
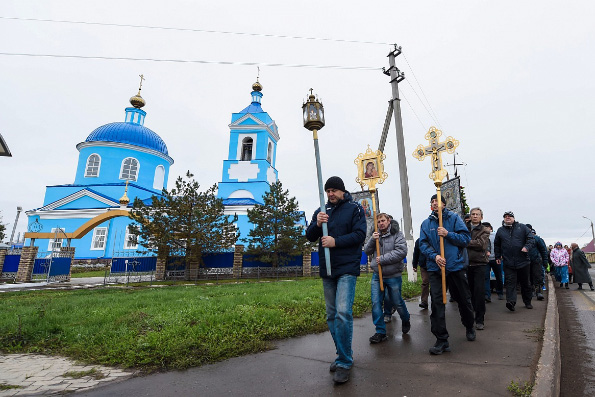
[532,276,560,397]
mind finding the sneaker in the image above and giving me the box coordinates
[333,367,350,383]
[485,296,492,303]
[498,294,504,300]
[577,286,583,290]
[506,301,516,311]
[476,323,484,330]
[419,302,428,309]
[536,292,544,300]
[369,333,388,344]
[565,283,569,289]
[402,320,411,334]
[329,362,337,372]
[466,327,476,341]
[590,286,594,291]
[429,340,451,355]
[525,303,533,309]
[383,315,392,323]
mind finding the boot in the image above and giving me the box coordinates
[536,286,544,301]
[589,283,594,291]
[565,283,569,289]
[577,284,583,290]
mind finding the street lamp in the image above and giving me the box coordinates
[9,206,23,248]
[0,133,12,157]
[582,216,595,244]
[302,90,331,276]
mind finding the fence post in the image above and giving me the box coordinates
[186,261,200,281]
[60,247,76,282]
[0,248,7,278]
[155,255,166,281]
[233,245,244,279]
[302,247,312,277]
[16,246,39,282]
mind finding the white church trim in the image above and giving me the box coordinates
[228,189,255,199]
[228,162,260,182]
[229,114,280,141]
[37,189,120,211]
[25,208,122,220]
[266,167,277,184]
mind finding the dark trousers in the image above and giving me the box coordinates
[485,259,503,297]
[420,267,430,304]
[504,265,532,305]
[429,270,475,342]
[467,265,486,324]
[530,260,544,288]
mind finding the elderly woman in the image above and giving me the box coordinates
[550,242,569,289]
[570,243,594,291]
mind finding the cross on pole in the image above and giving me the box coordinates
[412,126,459,304]
[138,74,145,93]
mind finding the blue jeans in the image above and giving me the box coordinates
[323,274,357,369]
[371,273,410,334]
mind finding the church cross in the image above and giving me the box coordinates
[412,126,459,183]
[138,74,145,93]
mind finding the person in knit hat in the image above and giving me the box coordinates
[306,176,366,384]
[550,241,569,288]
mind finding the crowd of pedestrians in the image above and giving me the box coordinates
[307,176,593,384]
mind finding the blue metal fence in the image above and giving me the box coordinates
[110,257,157,273]
[2,254,20,273]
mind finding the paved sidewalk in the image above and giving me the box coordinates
[78,291,547,396]
[0,354,134,396]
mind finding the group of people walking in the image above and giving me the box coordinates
[306,176,593,384]
[549,242,594,290]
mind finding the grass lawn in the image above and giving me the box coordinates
[70,270,107,278]
[0,273,421,372]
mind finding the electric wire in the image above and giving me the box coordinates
[402,53,443,129]
[405,79,441,129]
[399,90,427,132]
[0,52,382,71]
[0,16,394,46]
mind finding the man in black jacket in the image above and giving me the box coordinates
[412,238,429,309]
[306,176,367,384]
[494,211,535,311]
[525,224,548,300]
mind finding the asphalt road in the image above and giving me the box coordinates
[558,268,595,397]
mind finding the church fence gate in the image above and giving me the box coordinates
[241,254,303,279]
[32,250,72,282]
[166,250,235,281]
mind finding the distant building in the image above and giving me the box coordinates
[25,87,173,259]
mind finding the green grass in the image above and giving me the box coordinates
[0,273,421,372]
[70,270,107,278]
[507,380,533,396]
[62,368,106,380]
[0,383,23,390]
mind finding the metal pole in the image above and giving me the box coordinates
[8,206,22,247]
[387,46,415,281]
[583,216,595,244]
[312,129,332,276]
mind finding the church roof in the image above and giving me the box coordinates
[85,122,168,155]
[239,102,264,114]
[222,198,263,206]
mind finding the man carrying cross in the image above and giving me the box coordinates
[420,194,474,355]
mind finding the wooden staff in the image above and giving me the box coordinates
[435,183,447,304]
[370,190,384,291]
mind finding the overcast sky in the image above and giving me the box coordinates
[1,0,594,247]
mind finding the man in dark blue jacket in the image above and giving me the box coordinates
[420,194,474,355]
[306,176,366,384]
[412,238,429,309]
[494,211,535,311]
[525,224,548,301]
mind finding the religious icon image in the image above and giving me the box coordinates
[359,198,373,218]
[363,160,379,179]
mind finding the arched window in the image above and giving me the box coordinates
[85,154,101,177]
[153,165,165,190]
[267,142,273,163]
[120,157,139,181]
[241,137,253,161]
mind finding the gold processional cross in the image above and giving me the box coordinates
[412,126,459,304]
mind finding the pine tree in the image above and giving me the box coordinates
[128,171,238,266]
[244,181,309,267]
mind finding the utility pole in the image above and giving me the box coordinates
[384,45,415,281]
[583,216,595,245]
[9,206,22,248]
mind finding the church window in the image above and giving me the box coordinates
[124,227,138,249]
[267,142,273,163]
[91,227,108,250]
[120,157,139,181]
[85,154,101,177]
[241,137,253,161]
[48,228,65,251]
[153,165,165,190]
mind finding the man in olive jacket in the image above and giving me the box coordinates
[364,213,411,343]
[494,211,535,311]
[466,207,490,329]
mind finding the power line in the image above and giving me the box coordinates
[0,16,394,46]
[402,53,443,129]
[405,79,440,128]
[0,52,382,71]
[399,90,427,132]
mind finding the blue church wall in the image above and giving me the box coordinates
[74,146,170,192]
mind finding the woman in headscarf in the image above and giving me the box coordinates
[550,242,569,288]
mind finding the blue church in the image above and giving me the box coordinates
[25,85,174,259]
[25,78,293,259]
[217,80,281,238]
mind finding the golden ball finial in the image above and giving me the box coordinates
[252,80,262,92]
[119,180,130,206]
[129,94,146,109]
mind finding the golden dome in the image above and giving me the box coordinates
[252,81,263,92]
[129,93,146,109]
[119,180,130,206]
